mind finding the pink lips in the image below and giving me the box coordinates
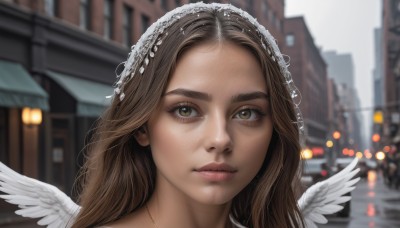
[195,163,237,181]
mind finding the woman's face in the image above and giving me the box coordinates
[145,41,273,205]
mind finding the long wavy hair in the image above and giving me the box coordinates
[72,8,304,228]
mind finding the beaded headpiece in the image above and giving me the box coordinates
[110,2,304,140]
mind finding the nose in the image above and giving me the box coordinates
[204,112,232,154]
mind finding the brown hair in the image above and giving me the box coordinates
[72,9,304,228]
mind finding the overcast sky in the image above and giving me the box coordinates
[285,0,382,144]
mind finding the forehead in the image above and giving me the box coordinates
[167,41,267,94]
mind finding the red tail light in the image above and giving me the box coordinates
[321,170,328,177]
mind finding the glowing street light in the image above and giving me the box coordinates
[301,148,313,160]
[326,140,333,148]
[376,151,385,161]
[372,133,380,143]
[333,131,341,140]
[383,146,391,152]
[356,152,363,159]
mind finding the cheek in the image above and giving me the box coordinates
[147,117,195,171]
[235,126,272,175]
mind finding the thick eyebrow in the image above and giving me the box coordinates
[231,91,269,103]
[164,88,211,101]
[164,89,268,102]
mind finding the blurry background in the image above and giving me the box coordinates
[0,0,399,227]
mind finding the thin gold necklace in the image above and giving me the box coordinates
[145,204,159,228]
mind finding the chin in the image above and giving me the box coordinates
[192,187,239,205]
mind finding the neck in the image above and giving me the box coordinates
[147,184,233,228]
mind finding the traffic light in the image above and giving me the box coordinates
[373,110,383,124]
[372,133,380,143]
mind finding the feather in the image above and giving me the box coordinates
[298,158,360,227]
[0,162,81,227]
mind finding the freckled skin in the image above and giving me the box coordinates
[146,41,273,206]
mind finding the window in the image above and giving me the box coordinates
[79,0,91,29]
[286,34,295,47]
[123,5,133,47]
[274,13,280,29]
[270,11,275,26]
[247,0,255,16]
[0,108,7,166]
[104,0,114,39]
[141,14,150,34]
[230,0,241,8]
[45,0,58,17]
[278,19,283,31]
[262,1,268,20]
[161,0,168,11]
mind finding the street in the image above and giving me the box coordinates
[320,170,400,228]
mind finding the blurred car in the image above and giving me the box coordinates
[337,157,377,178]
[301,158,330,187]
[335,157,362,218]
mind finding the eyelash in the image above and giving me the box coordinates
[167,102,201,122]
[167,102,267,124]
[233,107,267,121]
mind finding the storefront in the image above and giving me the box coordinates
[0,2,126,195]
[0,60,49,177]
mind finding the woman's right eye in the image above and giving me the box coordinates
[175,106,197,117]
[168,103,201,121]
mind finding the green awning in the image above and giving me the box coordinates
[46,71,113,117]
[0,60,49,111]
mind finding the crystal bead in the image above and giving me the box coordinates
[120,93,125,101]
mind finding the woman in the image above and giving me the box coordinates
[72,3,304,228]
[1,3,359,228]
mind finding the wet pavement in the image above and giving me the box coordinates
[320,170,400,228]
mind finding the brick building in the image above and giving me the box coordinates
[282,16,329,156]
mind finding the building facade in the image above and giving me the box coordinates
[322,50,365,151]
[283,16,329,157]
[382,0,400,147]
[326,78,348,154]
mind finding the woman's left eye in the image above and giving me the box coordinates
[234,109,263,121]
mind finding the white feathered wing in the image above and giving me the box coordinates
[0,158,360,228]
[0,162,81,228]
[298,158,360,228]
